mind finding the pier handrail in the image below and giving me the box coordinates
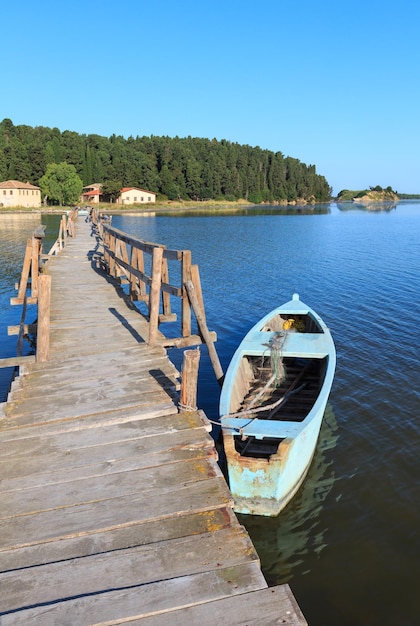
[92,209,224,384]
[1,211,78,368]
[47,209,78,255]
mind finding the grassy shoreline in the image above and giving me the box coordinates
[0,198,332,216]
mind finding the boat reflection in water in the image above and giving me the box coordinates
[238,404,339,584]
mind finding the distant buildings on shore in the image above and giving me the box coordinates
[81,183,157,205]
[0,179,157,208]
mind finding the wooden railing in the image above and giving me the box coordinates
[0,211,78,369]
[92,210,224,384]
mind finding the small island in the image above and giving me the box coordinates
[336,185,399,203]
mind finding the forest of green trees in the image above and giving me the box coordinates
[0,118,332,204]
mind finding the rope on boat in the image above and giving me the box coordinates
[220,383,306,421]
[220,383,308,436]
[268,331,287,386]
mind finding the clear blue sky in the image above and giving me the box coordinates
[2,0,419,194]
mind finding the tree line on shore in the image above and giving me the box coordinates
[0,118,332,204]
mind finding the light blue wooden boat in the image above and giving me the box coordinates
[220,293,336,516]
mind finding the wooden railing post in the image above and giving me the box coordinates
[32,227,45,294]
[180,348,201,412]
[148,247,164,346]
[31,235,42,299]
[17,238,32,301]
[181,250,192,337]
[60,215,67,248]
[36,274,51,362]
[109,232,116,276]
[185,280,224,386]
[68,212,76,238]
[161,256,172,316]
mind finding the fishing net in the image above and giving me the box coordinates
[269,331,286,386]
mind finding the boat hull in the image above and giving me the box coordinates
[220,293,335,517]
[222,392,328,516]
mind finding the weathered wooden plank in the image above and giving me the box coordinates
[0,562,265,626]
[47,334,146,357]
[12,348,179,381]
[120,585,308,626]
[10,296,37,305]
[47,311,147,328]
[0,476,233,551]
[46,342,157,360]
[1,507,239,572]
[3,380,178,423]
[7,323,37,335]
[8,362,180,402]
[0,409,209,449]
[0,355,36,368]
[0,430,216,490]
[12,359,177,396]
[0,526,259,615]
[1,457,222,519]
[47,306,150,324]
[48,321,148,341]
[0,403,192,438]
[0,408,211,442]
[0,400,178,432]
[17,344,169,377]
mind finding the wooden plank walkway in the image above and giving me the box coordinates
[0,217,307,625]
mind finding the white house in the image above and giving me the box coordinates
[0,180,41,208]
[116,187,157,205]
[80,183,103,204]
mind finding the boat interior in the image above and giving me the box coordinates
[261,312,323,333]
[233,355,327,459]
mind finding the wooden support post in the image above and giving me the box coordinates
[16,294,28,357]
[137,248,147,298]
[56,219,62,251]
[0,355,36,368]
[17,238,32,301]
[31,236,40,299]
[148,246,164,346]
[36,274,51,362]
[119,241,129,280]
[69,214,76,237]
[180,348,201,412]
[67,218,73,238]
[61,215,67,243]
[181,250,192,337]
[161,256,172,317]
[102,230,109,270]
[185,280,224,386]
[109,233,116,276]
[190,264,206,324]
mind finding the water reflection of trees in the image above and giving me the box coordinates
[238,404,339,584]
[160,205,331,218]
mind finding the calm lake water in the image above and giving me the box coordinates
[0,203,418,625]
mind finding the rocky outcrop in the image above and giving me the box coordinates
[352,190,398,203]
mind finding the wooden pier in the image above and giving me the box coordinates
[0,214,307,625]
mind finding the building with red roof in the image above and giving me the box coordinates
[80,184,156,205]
